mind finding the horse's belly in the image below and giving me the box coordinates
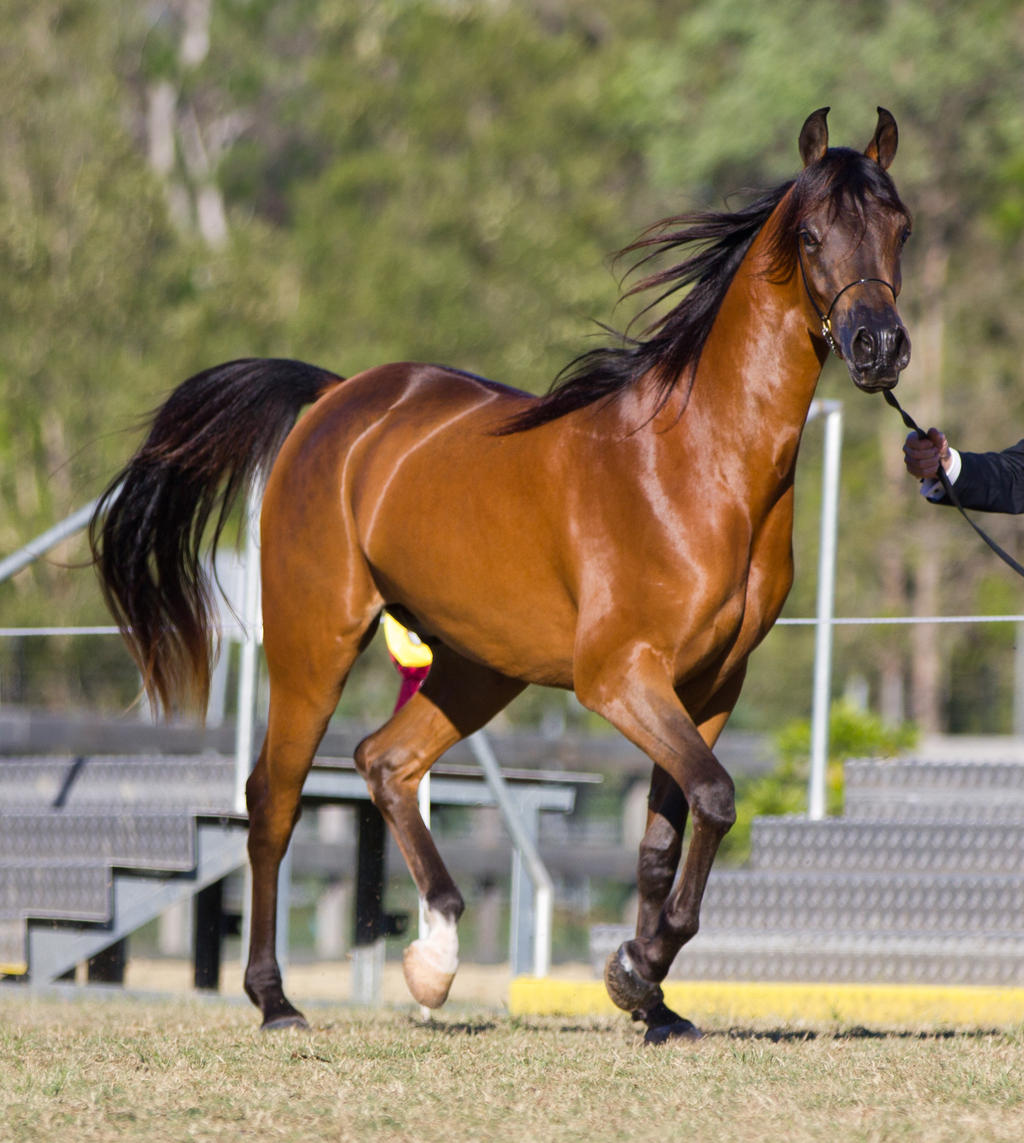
[370,540,579,689]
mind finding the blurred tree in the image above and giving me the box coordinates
[3,0,1024,732]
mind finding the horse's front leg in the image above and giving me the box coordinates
[577,651,736,1041]
[629,675,745,1038]
[608,749,734,1040]
[355,648,526,1009]
[628,766,691,1036]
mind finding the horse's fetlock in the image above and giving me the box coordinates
[244,960,282,1005]
[674,914,700,944]
[427,886,465,924]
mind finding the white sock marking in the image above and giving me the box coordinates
[413,903,459,975]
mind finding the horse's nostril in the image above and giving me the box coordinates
[876,324,911,368]
[852,328,876,366]
[893,325,911,366]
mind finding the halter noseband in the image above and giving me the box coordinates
[797,246,896,360]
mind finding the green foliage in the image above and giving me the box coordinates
[3,0,1024,732]
[775,699,920,773]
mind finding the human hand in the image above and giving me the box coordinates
[903,428,951,479]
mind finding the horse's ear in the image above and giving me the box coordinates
[799,107,830,167]
[865,106,898,169]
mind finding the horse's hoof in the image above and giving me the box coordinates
[633,996,702,1043]
[643,1019,703,1045]
[603,944,663,1014]
[403,942,456,1009]
[261,1010,309,1032]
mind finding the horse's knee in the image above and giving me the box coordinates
[689,772,736,837]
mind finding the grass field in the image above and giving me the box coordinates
[2,981,1024,1142]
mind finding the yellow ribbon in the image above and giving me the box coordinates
[382,612,433,669]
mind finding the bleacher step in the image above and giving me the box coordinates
[708,869,1023,933]
[590,756,1024,987]
[750,816,1024,874]
[0,810,215,870]
[844,757,1024,822]
[1,816,248,979]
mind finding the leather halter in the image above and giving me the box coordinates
[797,245,896,359]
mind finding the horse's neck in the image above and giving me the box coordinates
[660,258,826,489]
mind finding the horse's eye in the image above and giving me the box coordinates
[900,226,912,248]
[799,228,820,251]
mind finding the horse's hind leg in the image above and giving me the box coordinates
[353,644,525,1008]
[243,610,377,1030]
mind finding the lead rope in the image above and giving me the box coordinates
[797,247,1024,577]
[882,387,1024,579]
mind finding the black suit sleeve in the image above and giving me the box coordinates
[937,441,1024,514]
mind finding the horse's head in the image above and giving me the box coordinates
[792,107,912,392]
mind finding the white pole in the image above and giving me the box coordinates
[417,772,431,1019]
[468,731,553,978]
[0,497,105,584]
[1015,621,1024,738]
[418,773,431,931]
[808,402,842,820]
[233,483,262,813]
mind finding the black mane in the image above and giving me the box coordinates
[500,147,908,434]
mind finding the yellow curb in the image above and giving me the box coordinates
[0,962,28,976]
[509,977,1024,1029]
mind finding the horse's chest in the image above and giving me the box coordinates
[690,512,795,661]
[726,519,795,651]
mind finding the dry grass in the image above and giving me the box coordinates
[2,986,1024,1142]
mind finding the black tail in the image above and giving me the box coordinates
[89,357,344,715]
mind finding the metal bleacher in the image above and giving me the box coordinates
[591,753,1024,987]
[0,747,586,990]
[0,754,246,981]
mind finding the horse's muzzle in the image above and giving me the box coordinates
[842,309,911,391]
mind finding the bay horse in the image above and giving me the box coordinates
[90,107,911,1040]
